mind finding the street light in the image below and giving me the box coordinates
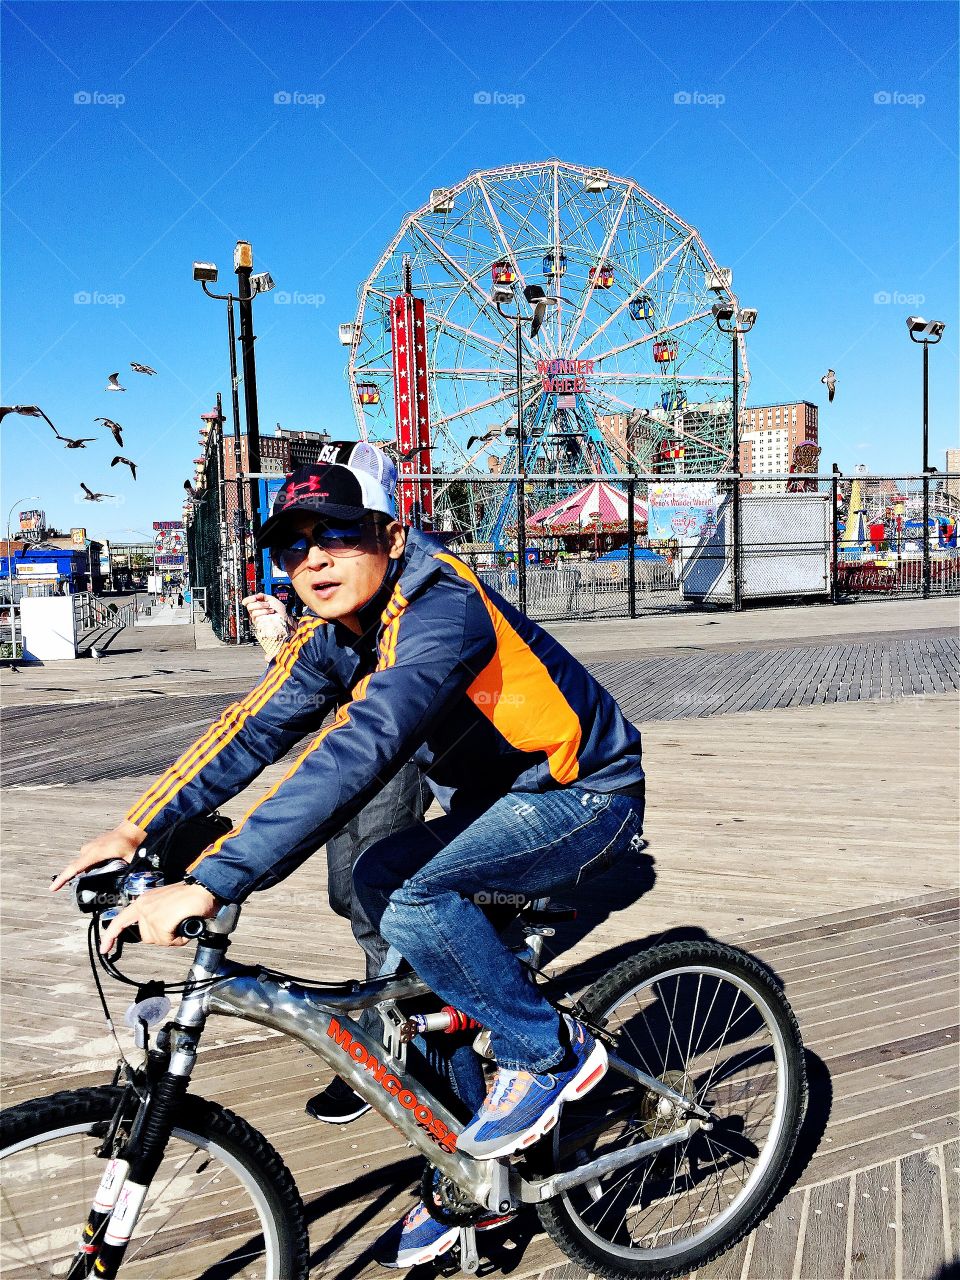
[712,301,757,612]
[494,282,555,613]
[193,242,273,601]
[5,495,39,653]
[906,315,946,598]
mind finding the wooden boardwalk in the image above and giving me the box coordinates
[1,607,957,1278]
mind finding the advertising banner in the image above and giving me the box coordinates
[648,483,718,543]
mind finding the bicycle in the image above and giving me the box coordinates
[1,850,807,1279]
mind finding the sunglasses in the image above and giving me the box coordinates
[271,519,375,569]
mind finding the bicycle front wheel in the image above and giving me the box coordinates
[536,941,806,1279]
[0,1085,309,1279]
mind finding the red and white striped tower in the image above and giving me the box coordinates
[390,265,433,527]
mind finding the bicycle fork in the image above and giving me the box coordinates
[67,957,215,1277]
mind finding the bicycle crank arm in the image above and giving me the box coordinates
[606,1052,712,1120]
[522,1120,703,1203]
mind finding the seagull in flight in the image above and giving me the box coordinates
[467,427,504,450]
[56,433,97,449]
[129,362,157,376]
[184,479,202,499]
[95,417,124,447]
[105,372,126,392]
[111,455,138,479]
[821,369,837,403]
[80,482,115,502]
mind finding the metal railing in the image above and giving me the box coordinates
[73,593,137,636]
[185,468,959,628]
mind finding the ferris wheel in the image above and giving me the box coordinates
[344,160,748,536]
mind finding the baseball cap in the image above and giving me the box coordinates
[256,461,394,548]
[314,440,398,518]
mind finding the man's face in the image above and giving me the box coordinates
[278,512,405,633]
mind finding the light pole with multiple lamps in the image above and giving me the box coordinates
[492,282,550,614]
[906,315,946,599]
[192,246,274,603]
[712,301,757,612]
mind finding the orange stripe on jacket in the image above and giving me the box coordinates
[126,617,324,829]
[188,587,407,873]
[435,553,581,784]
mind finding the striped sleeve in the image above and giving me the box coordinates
[185,574,496,902]
[125,617,338,834]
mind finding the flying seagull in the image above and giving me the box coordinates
[105,372,126,392]
[130,362,157,376]
[95,417,124,447]
[184,479,202,499]
[111,455,138,479]
[821,369,837,403]
[80,482,114,502]
[397,444,431,463]
[57,434,97,449]
[466,427,504,450]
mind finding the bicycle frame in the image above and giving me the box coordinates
[167,905,706,1217]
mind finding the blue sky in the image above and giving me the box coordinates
[3,1,957,539]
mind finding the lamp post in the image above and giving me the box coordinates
[906,315,946,598]
[193,249,274,600]
[493,282,550,614]
[712,302,757,612]
[5,495,39,652]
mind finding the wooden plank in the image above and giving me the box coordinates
[798,1177,855,1280]
[746,1186,804,1279]
[900,1148,947,1280]
[848,1164,898,1280]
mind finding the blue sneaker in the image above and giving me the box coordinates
[376,1200,515,1269]
[458,1016,608,1160]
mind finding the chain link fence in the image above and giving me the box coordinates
[187,466,959,637]
[187,428,231,641]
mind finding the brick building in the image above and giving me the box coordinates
[739,401,819,493]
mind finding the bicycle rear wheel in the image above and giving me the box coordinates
[535,941,806,1279]
[1,1085,309,1279]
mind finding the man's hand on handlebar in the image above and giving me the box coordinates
[99,882,219,954]
[50,821,148,893]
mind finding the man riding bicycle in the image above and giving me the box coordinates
[53,459,646,1266]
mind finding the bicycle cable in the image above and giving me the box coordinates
[88,920,134,1070]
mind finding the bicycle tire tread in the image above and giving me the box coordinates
[1,1084,310,1280]
[536,940,807,1280]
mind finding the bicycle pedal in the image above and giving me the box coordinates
[456,1226,479,1275]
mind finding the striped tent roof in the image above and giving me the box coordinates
[526,481,646,532]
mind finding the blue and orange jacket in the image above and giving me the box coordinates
[126,531,644,902]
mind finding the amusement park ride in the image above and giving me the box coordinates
[341,160,750,544]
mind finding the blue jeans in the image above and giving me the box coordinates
[353,786,645,1075]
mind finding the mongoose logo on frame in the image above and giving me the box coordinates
[326,1017,458,1152]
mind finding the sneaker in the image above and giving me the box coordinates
[375,1201,515,1269]
[305,1075,371,1124]
[457,1016,607,1160]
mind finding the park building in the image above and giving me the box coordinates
[739,401,819,493]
